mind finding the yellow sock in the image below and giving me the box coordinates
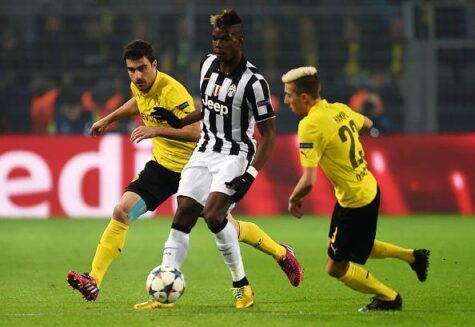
[238,221,286,260]
[90,219,129,287]
[340,262,398,301]
[369,240,414,264]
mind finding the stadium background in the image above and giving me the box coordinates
[1,0,474,217]
[1,2,475,327]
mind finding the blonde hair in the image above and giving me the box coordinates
[281,66,318,83]
[282,66,320,98]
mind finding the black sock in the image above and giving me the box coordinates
[232,276,249,288]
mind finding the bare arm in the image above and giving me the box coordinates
[252,118,276,171]
[130,121,201,143]
[223,117,275,203]
[359,116,373,135]
[89,97,139,136]
[288,167,317,218]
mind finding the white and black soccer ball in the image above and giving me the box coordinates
[146,265,185,303]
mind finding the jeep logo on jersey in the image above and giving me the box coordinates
[202,95,229,116]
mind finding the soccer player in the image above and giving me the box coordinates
[281,66,430,312]
[66,40,302,306]
[149,9,301,309]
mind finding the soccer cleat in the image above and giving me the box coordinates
[133,300,175,310]
[277,244,304,287]
[66,271,99,301]
[232,285,254,309]
[410,249,430,282]
[358,293,403,312]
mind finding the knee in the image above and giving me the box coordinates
[202,208,226,232]
[173,205,200,232]
[113,204,130,225]
[326,260,348,279]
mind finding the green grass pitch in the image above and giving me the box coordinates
[1,216,474,326]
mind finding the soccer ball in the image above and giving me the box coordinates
[146,265,185,303]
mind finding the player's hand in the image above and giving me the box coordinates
[288,199,304,218]
[225,172,255,203]
[130,126,157,143]
[151,107,183,128]
[89,118,110,137]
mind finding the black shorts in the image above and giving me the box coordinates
[327,187,380,264]
[125,160,181,211]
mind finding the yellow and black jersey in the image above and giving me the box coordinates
[131,71,195,173]
[298,99,377,207]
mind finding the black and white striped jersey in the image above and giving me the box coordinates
[197,54,275,160]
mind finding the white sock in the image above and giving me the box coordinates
[161,228,189,269]
[214,221,246,282]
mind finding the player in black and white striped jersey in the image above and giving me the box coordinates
[151,9,287,309]
[197,52,275,160]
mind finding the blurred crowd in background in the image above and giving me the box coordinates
[1,0,474,136]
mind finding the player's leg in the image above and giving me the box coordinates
[159,154,211,270]
[67,191,141,301]
[89,192,141,286]
[89,160,180,284]
[202,192,253,308]
[369,240,430,282]
[161,195,202,269]
[367,187,430,281]
[68,160,179,301]
[134,195,202,310]
[326,256,400,310]
[228,214,285,260]
[327,189,401,311]
[228,214,303,286]
[135,155,210,310]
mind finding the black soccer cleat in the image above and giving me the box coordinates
[358,293,402,312]
[410,249,430,282]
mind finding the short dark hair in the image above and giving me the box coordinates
[123,39,156,63]
[293,75,320,98]
[210,9,244,38]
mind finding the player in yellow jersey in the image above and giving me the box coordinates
[281,66,430,312]
[66,40,303,306]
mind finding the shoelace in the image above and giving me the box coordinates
[232,287,244,300]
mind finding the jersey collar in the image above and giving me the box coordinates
[140,70,161,96]
[309,98,328,115]
[216,54,247,78]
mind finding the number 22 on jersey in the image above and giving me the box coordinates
[338,120,364,169]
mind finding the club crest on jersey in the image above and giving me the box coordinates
[227,84,237,97]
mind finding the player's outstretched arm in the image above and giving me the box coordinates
[130,122,201,143]
[89,97,139,137]
[151,106,202,128]
[288,167,316,218]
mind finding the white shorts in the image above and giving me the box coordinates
[177,150,249,207]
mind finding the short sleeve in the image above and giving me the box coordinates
[347,105,366,130]
[246,78,275,122]
[298,119,326,168]
[163,86,195,119]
